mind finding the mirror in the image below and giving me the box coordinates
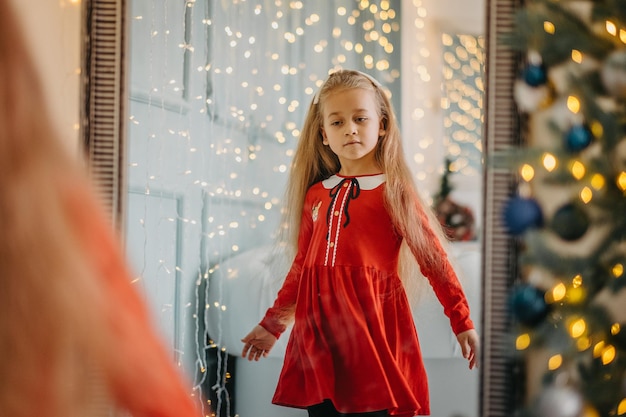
[81,0,521,415]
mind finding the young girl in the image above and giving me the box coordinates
[0,2,200,416]
[241,69,479,417]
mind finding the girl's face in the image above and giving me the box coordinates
[320,87,385,176]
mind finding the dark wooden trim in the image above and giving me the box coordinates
[81,0,128,230]
[480,0,522,415]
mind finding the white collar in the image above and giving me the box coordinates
[321,174,385,190]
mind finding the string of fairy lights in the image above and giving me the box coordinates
[441,32,484,177]
[129,0,483,261]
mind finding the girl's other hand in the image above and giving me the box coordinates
[241,325,277,361]
[456,329,480,369]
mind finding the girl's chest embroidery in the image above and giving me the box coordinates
[311,200,322,222]
[322,178,361,266]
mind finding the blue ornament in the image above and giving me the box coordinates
[503,196,543,235]
[565,124,593,152]
[522,63,547,87]
[509,284,549,326]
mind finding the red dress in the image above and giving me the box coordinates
[260,174,474,416]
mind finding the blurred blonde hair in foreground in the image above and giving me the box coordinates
[0,2,199,416]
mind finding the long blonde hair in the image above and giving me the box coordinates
[277,69,450,298]
[0,2,110,416]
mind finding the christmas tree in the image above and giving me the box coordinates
[501,0,626,416]
[436,157,456,202]
[434,157,477,241]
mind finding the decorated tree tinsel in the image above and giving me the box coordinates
[502,0,626,416]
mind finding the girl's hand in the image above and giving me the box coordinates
[241,325,277,361]
[456,329,480,369]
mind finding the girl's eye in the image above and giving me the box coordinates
[330,120,342,126]
[356,117,368,122]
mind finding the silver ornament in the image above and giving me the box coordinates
[535,386,584,417]
[514,80,550,113]
[601,50,626,98]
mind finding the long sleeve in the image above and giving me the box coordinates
[259,198,314,339]
[410,201,474,335]
[67,182,200,417]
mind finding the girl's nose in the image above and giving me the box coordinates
[344,124,357,135]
